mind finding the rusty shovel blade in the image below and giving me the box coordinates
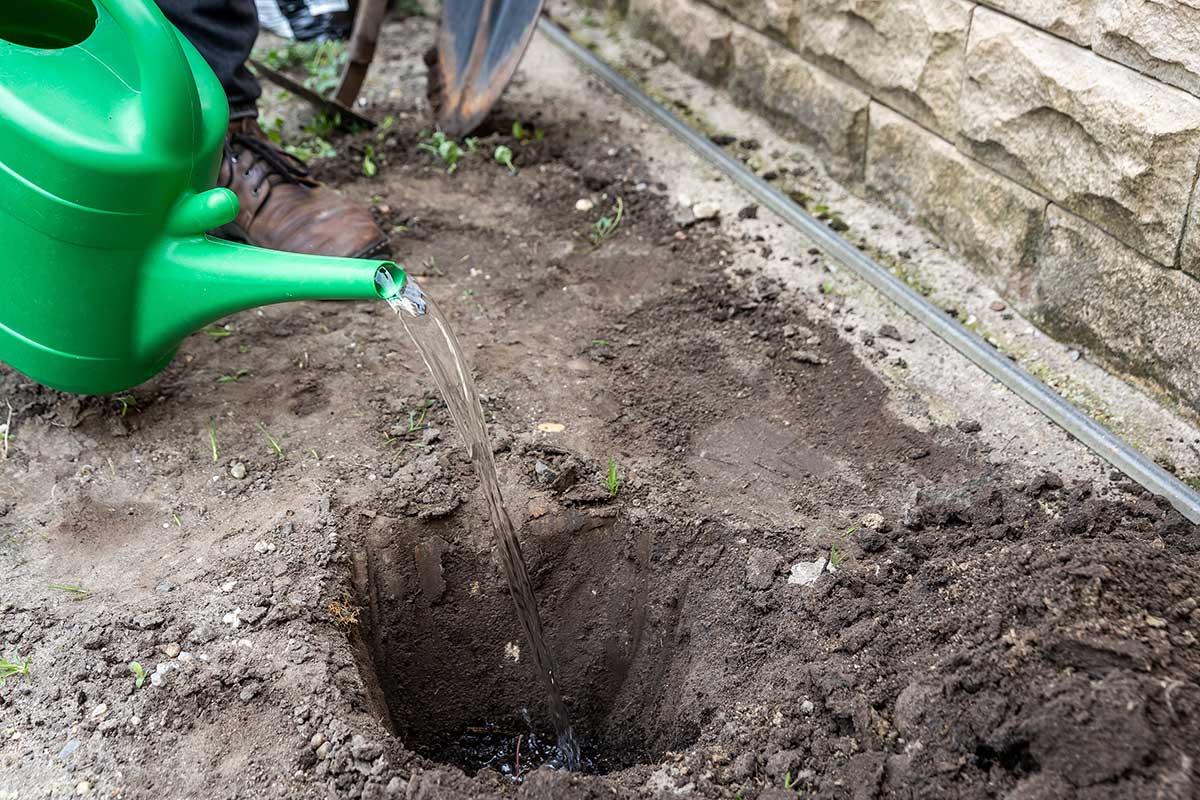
[428,0,544,137]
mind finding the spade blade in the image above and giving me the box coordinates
[428,0,544,137]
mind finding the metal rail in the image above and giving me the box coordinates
[537,17,1200,524]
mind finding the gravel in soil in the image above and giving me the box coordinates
[2,15,1199,800]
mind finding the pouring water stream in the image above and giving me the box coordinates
[378,271,582,769]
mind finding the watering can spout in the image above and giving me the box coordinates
[138,191,403,369]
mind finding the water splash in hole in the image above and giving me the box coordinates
[379,270,582,770]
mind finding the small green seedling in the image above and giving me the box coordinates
[588,197,624,247]
[217,368,250,384]
[464,137,480,154]
[114,395,137,417]
[129,661,148,689]
[783,771,800,791]
[605,456,621,497]
[362,144,378,178]
[258,422,284,459]
[494,144,516,174]
[591,339,610,347]
[376,115,396,141]
[408,403,429,433]
[206,418,220,462]
[49,584,89,597]
[418,131,464,174]
[0,650,31,686]
[204,326,232,339]
[829,544,847,569]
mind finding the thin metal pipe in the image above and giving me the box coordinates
[538,17,1200,524]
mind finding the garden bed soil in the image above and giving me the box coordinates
[2,14,1199,800]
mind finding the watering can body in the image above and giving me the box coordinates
[0,0,402,395]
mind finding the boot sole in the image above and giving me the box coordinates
[211,223,392,261]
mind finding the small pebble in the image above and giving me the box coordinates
[574,198,594,212]
[229,462,247,480]
[692,202,720,220]
[316,741,332,760]
[253,540,275,554]
[310,733,326,749]
[75,781,91,796]
[163,642,181,658]
[90,704,107,720]
[990,300,1007,312]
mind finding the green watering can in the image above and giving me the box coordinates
[0,0,405,395]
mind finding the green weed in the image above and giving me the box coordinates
[829,544,846,569]
[605,456,621,497]
[258,423,284,459]
[129,661,147,689]
[49,584,89,596]
[0,650,30,686]
[114,395,137,417]
[204,326,232,339]
[260,40,347,94]
[418,131,464,174]
[588,197,624,247]
[510,121,543,142]
[206,418,220,462]
[217,368,251,384]
[362,144,378,178]
[494,144,516,174]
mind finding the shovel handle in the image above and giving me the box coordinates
[95,0,196,154]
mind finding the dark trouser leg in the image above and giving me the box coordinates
[155,0,261,119]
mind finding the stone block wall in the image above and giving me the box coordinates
[598,0,1200,412]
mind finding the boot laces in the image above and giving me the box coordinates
[226,133,318,193]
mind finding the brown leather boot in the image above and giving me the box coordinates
[214,118,390,259]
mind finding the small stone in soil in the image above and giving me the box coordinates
[789,349,827,365]
[574,198,594,212]
[746,548,784,590]
[956,419,983,433]
[787,559,827,586]
[738,204,759,220]
[692,202,720,220]
[878,324,902,341]
[534,461,558,485]
[229,462,247,480]
[990,300,1007,311]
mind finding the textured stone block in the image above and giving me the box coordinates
[959,9,1200,267]
[627,0,734,83]
[782,0,974,138]
[978,1,1097,45]
[705,0,793,39]
[866,104,1046,284]
[1094,0,1200,98]
[727,26,870,182]
[1032,206,1200,410]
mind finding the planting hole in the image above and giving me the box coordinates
[348,507,701,778]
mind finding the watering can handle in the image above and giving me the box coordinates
[95,0,198,154]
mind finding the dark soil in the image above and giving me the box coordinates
[2,15,1198,800]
